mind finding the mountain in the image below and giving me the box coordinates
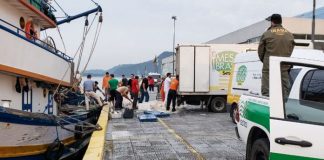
[83,51,173,77]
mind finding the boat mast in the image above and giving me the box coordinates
[56,6,102,26]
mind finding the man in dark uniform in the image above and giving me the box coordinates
[258,14,294,97]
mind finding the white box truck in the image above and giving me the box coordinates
[176,44,258,112]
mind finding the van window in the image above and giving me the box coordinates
[284,65,324,125]
[301,70,324,103]
[289,68,301,85]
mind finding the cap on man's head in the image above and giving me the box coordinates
[266,14,282,24]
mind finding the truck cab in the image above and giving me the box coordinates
[236,51,324,160]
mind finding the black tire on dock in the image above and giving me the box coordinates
[44,140,65,160]
[230,103,238,124]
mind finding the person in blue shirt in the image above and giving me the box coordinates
[83,74,103,109]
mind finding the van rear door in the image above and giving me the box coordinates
[178,46,210,93]
[178,46,195,92]
[194,46,210,92]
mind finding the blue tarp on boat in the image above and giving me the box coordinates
[143,110,170,118]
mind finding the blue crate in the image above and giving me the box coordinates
[138,114,157,122]
[143,111,170,118]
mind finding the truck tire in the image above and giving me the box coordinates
[250,138,269,160]
[230,104,238,124]
[209,97,226,113]
[177,96,182,106]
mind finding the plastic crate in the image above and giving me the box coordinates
[138,114,157,122]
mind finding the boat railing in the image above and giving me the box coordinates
[0,18,73,62]
[28,0,57,22]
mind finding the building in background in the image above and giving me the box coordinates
[161,55,176,76]
[162,7,324,75]
[206,7,324,50]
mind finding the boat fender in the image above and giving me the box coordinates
[43,88,47,97]
[44,140,64,160]
[95,124,103,131]
[25,21,35,39]
[15,77,21,93]
[74,124,84,139]
[22,78,29,92]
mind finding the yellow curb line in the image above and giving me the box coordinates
[158,118,206,160]
[83,104,110,160]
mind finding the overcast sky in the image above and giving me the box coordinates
[46,0,324,70]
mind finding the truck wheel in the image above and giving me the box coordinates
[250,138,269,160]
[230,104,238,124]
[209,97,226,113]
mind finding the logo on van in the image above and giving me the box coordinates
[212,51,238,75]
[236,65,247,85]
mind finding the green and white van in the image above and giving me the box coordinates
[228,48,319,124]
[236,49,324,160]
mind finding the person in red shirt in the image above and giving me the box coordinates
[131,76,140,109]
[148,76,155,92]
[166,75,179,112]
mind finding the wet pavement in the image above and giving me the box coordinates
[104,92,245,160]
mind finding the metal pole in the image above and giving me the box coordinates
[311,0,316,45]
[172,16,177,76]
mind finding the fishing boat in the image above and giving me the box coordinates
[0,0,103,159]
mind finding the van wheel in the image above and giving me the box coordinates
[230,104,238,124]
[250,138,269,160]
[209,97,226,113]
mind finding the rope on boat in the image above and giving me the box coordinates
[56,25,67,53]
[52,11,101,99]
[54,0,69,18]
[52,112,102,136]
[75,17,89,72]
[81,12,103,74]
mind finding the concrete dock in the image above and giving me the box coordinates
[83,105,110,160]
[104,100,245,160]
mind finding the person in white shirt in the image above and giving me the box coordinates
[163,73,172,104]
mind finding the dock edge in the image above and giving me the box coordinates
[83,104,110,160]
